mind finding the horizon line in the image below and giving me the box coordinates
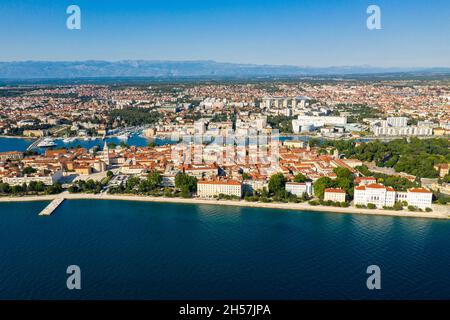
[0,59,449,70]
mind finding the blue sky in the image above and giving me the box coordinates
[0,0,449,67]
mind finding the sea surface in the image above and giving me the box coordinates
[1,200,449,300]
[0,137,34,152]
[0,135,367,154]
[0,134,173,153]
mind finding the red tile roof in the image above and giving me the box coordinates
[198,180,241,186]
[408,187,432,193]
[365,183,387,189]
[325,188,346,194]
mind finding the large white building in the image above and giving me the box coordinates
[261,96,309,109]
[354,184,433,209]
[372,125,433,137]
[292,116,347,133]
[354,183,396,208]
[386,117,409,127]
[324,188,346,202]
[194,120,207,134]
[285,181,313,197]
[235,116,268,133]
[0,151,24,161]
[371,116,434,137]
[197,180,242,198]
[3,170,63,186]
[396,188,433,209]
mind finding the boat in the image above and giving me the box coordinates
[117,133,130,140]
[37,138,57,148]
[62,138,71,143]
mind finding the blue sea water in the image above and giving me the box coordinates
[0,137,34,152]
[0,135,173,153]
[0,200,449,300]
[47,135,174,151]
[0,135,367,154]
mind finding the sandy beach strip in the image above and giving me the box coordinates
[0,192,448,220]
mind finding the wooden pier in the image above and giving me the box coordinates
[38,197,65,216]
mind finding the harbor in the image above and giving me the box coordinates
[0,133,175,154]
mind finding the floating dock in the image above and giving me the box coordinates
[38,197,65,216]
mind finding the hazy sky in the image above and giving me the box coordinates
[0,0,449,67]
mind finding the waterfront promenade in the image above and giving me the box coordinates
[0,193,449,220]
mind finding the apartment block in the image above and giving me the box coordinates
[197,180,242,198]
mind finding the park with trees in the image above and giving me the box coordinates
[309,138,449,179]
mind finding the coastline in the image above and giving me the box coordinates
[0,193,448,220]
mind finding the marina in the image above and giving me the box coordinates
[0,133,175,154]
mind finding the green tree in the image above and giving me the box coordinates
[45,183,63,195]
[293,173,308,183]
[147,171,162,189]
[0,182,11,194]
[28,181,38,193]
[443,174,450,183]
[242,172,251,180]
[11,185,23,194]
[180,185,191,198]
[367,203,376,209]
[268,173,286,195]
[68,185,79,193]
[119,141,128,148]
[125,176,141,192]
[333,167,354,197]
[23,167,37,175]
[175,172,197,192]
[313,177,335,200]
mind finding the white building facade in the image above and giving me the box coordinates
[324,188,346,202]
[197,180,242,198]
[396,188,433,209]
[387,117,409,127]
[3,170,63,186]
[292,116,347,133]
[354,184,396,208]
[354,184,433,209]
[372,125,433,137]
[285,181,313,197]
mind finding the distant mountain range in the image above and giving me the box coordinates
[0,60,449,79]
